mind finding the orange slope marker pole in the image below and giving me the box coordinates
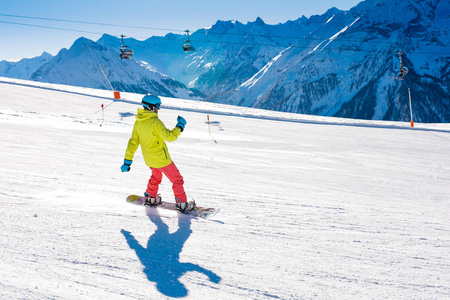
[408,88,414,128]
[99,64,120,99]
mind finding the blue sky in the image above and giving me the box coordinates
[0,0,362,61]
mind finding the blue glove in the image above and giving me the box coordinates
[121,159,132,172]
[176,116,187,132]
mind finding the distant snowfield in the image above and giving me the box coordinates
[1,77,449,299]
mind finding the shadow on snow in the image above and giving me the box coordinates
[121,209,221,298]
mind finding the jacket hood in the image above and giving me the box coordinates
[135,108,158,122]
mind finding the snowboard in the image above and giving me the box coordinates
[126,194,219,219]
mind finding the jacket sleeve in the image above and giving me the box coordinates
[155,119,181,142]
[124,124,140,161]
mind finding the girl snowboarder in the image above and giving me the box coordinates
[121,94,193,213]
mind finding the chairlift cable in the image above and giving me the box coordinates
[0,19,103,35]
[1,13,449,50]
[0,13,184,33]
[0,17,449,55]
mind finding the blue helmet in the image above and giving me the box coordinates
[142,94,161,110]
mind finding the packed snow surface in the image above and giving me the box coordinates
[1,77,449,299]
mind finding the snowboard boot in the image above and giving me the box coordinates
[144,193,162,207]
[176,198,196,214]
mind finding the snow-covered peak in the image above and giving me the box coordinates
[0,52,53,79]
[248,17,266,26]
[70,37,105,54]
[97,34,121,48]
[207,19,245,34]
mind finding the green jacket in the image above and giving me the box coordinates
[124,109,181,168]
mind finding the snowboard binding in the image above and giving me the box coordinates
[176,199,196,214]
[144,194,162,207]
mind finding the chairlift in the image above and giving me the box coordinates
[398,66,409,80]
[393,50,408,80]
[119,34,134,59]
[182,30,195,52]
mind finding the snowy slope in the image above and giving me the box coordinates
[1,77,449,299]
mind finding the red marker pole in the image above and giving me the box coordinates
[101,104,104,123]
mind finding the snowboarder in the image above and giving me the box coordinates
[121,94,192,213]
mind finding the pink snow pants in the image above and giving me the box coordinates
[146,162,187,203]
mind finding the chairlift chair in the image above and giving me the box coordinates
[393,50,408,80]
[182,30,195,52]
[398,66,408,80]
[119,35,134,59]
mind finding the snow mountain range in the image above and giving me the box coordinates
[1,0,449,122]
[214,0,450,123]
[2,37,202,100]
[0,52,53,80]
